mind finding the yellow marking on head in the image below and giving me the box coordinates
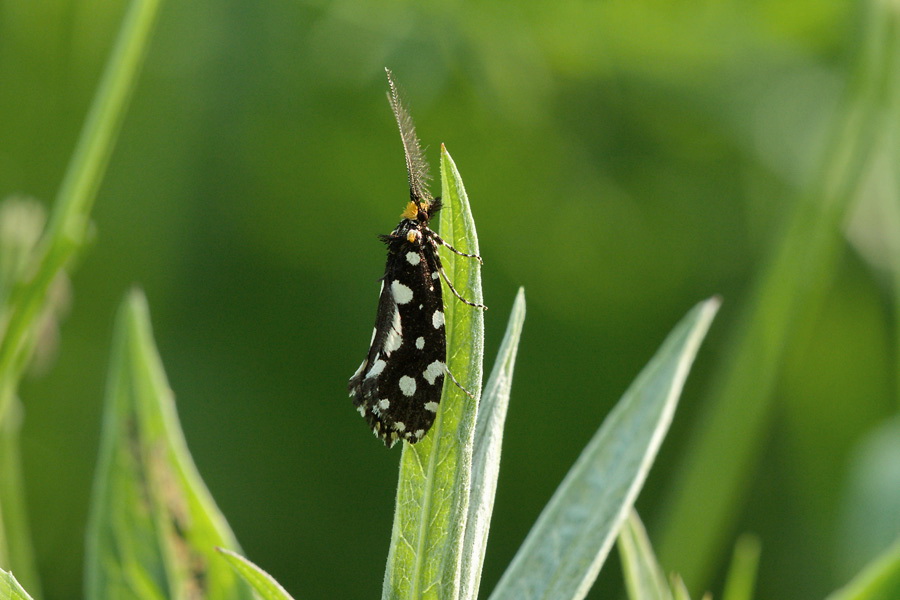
[401,201,418,220]
[407,230,418,243]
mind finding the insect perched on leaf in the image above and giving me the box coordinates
[348,69,486,448]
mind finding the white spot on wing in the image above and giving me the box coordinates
[384,309,402,354]
[431,271,440,280]
[432,310,445,329]
[415,337,425,350]
[399,376,416,397]
[357,405,366,416]
[366,359,386,379]
[406,251,421,266]
[378,398,390,411]
[391,280,413,304]
[424,401,439,412]
[415,429,425,439]
[394,421,406,431]
[423,360,445,385]
[351,359,367,380]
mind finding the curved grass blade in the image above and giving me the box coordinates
[217,548,296,600]
[721,535,761,600]
[490,298,721,600]
[670,576,694,600]
[0,568,33,600]
[618,510,673,600]
[0,0,162,421]
[826,538,900,600]
[460,288,526,600]
[656,0,900,583]
[85,289,252,600]
[382,146,485,600]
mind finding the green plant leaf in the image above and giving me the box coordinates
[670,575,693,600]
[0,0,162,420]
[656,0,900,584]
[84,289,252,600]
[382,145,485,600]
[490,297,721,600]
[0,568,34,600]
[826,538,900,600]
[0,398,39,597]
[217,548,296,600]
[618,510,673,600]
[460,287,526,600]
[0,0,161,589]
[721,535,761,600]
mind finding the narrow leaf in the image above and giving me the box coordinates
[618,510,673,600]
[826,538,900,600]
[670,576,693,600]
[0,399,40,596]
[217,548,296,600]
[657,0,900,584]
[85,289,252,600]
[382,146,485,600]
[721,535,761,600]
[460,288,526,600]
[490,298,721,600]
[0,568,33,600]
[0,0,162,415]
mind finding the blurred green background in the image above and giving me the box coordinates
[2,0,899,598]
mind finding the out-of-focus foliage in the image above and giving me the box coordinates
[1,1,897,599]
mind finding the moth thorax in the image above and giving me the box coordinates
[406,228,421,243]
[401,201,418,220]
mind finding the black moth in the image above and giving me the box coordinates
[348,69,485,448]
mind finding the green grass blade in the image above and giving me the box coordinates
[0,0,162,419]
[618,510,673,600]
[0,568,34,600]
[489,298,721,600]
[0,400,39,597]
[670,576,693,600]
[382,146,485,600]
[721,535,761,600]
[656,0,900,584]
[826,538,900,600]
[85,289,252,600]
[217,548,296,600]
[460,288,526,600]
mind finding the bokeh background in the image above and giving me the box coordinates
[2,0,899,598]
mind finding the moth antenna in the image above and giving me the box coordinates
[385,68,432,203]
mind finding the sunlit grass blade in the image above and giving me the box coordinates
[85,289,252,600]
[721,535,761,600]
[0,0,162,419]
[490,298,721,600]
[826,538,900,600]
[0,567,34,600]
[0,0,160,591]
[0,399,40,597]
[382,146,485,600]
[656,0,900,584]
[460,288,526,600]
[670,575,694,600]
[217,548,296,600]
[618,510,673,600]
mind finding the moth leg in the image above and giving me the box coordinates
[431,233,483,264]
[444,366,476,399]
[438,265,486,309]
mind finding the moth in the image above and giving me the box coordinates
[348,69,485,448]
